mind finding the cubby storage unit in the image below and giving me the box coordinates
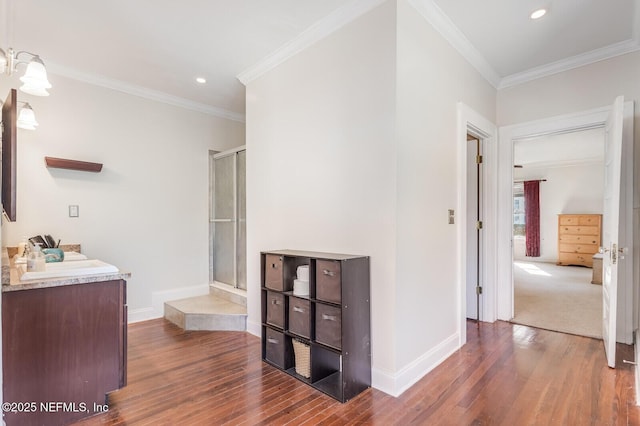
[261,250,370,403]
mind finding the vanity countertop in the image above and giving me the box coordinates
[1,247,131,292]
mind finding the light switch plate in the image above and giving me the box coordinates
[69,205,79,217]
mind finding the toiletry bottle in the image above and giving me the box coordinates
[17,236,28,258]
[27,243,46,272]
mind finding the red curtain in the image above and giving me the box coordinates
[524,180,540,257]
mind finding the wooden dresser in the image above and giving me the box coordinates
[557,214,602,267]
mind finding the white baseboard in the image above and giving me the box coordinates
[635,332,639,405]
[127,284,210,324]
[128,307,156,323]
[246,319,261,338]
[372,332,460,397]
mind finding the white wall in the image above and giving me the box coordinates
[395,0,496,373]
[0,74,245,318]
[246,0,497,396]
[513,162,604,262]
[246,0,398,376]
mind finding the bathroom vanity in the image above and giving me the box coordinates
[1,248,130,426]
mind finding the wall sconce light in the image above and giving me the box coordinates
[0,48,52,96]
[17,102,38,130]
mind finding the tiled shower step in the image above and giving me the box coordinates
[164,294,247,331]
[209,282,247,307]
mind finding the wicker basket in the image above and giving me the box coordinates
[292,339,311,378]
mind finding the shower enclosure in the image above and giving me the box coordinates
[209,147,246,290]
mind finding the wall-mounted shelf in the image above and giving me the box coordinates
[44,157,103,173]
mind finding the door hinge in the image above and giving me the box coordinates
[476,286,483,295]
[612,243,617,265]
[476,155,483,164]
[476,221,483,230]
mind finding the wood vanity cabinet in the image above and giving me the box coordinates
[557,214,602,267]
[261,250,370,403]
[2,279,127,426]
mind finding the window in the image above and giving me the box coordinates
[513,183,525,237]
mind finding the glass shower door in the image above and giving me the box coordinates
[210,148,246,290]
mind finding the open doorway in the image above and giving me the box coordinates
[510,128,604,338]
[496,101,634,347]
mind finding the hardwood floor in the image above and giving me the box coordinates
[73,319,639,425]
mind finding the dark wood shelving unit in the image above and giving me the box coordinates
[44,156,103,172]
[261,249,370,403]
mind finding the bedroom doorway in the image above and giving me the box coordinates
[496,101,634,346]
[509,128,605,338]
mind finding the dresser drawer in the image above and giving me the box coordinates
[316,260,341,304]
[265,328,292,369]
[265,291,285,329]
[265,254,284,290]
[579,216,601,226]
[315,303,341,350]
[559,215,581,226]
[558,253,593,267]
[288,297,311,339]
[558,225,600,236]
[559,234,600,245]
[559,243,599,255]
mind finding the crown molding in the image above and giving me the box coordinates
[236,0,388,85]
[407,0,501,88]
[47,62,246,123]
[499,38,640,89]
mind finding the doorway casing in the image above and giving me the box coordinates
[457,103,498,347]
[496,103,635,345]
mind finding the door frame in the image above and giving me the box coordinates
[496,103,634,344]
[457,103,498,347]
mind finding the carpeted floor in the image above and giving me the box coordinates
[511,261,602,339]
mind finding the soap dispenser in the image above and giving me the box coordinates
[27,243,46,272]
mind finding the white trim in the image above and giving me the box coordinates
[407,1,640,90]
[236,0,387,85]
[408,0,500,88]
[635,331,640,405]
[371,332,459,397]
[246,319,261,338]
[47,62,246,123]
[456,103,498,347]
[213,145,246,160]
[497,103,635,347]
[127,283,210,323]
[499,39,640,89]
[128,307,156,323]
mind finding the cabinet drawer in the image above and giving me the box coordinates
[265,254,284,290]
[559,215,581,226]
[316,260,341,304]
[558,253,593,267]
[558,225,599,236]
[265,291,285,329]
[579,216,601,226]
[558,234,599,245]
[265,328,292,369]
[559,243,599,254]
[315,303,341,350]
[288,297,311,339]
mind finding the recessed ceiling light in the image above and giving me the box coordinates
[196,77,206,84]
[530,8,547,20]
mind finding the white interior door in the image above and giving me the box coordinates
[602,96,624,368]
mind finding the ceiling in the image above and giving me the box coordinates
[2,0,638,121]
[514,128,605,169]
